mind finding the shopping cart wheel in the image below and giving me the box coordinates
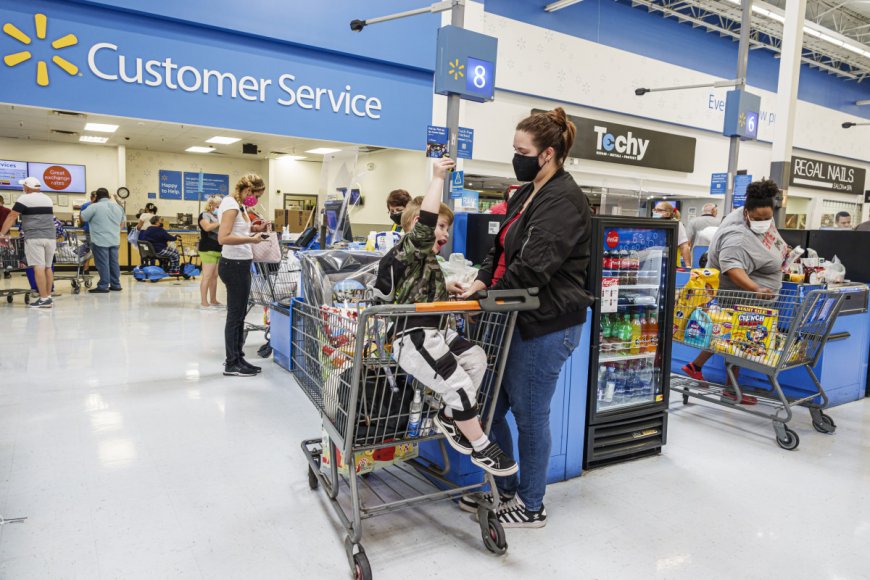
[307,466,319,490]
[682,393,689,405]
[72,282,80,294]
[479,508,507,555]
[351,552,371,580]
[23,294,30,304]
[84,279,92,288]
[6,295,12,304]
[811,412,836,434]
[775,427,800,451]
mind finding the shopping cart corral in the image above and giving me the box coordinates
[54,231,93,294]
[0,237,31,304]
[292,290,539,580]
[671,287,849,450]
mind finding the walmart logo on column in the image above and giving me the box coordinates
[3,13,78,86]
[2,11,384,120]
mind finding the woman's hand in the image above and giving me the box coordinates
[459,280,487,300]
[432,157,455,180]
[446,280,466,296]
[249,233,266,244]
[754,286,775,300]
[250,221,270,233]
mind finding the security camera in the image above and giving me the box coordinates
[635,88,649,96]
[350,19,366,32]
[842,122,855,128]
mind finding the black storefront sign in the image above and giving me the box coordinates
[532,110,696,173]
[789,156,866,195]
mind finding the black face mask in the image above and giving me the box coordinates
[389,211,403,226]
[512,153,541,182]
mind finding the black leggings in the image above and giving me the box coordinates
[218,257,252,366]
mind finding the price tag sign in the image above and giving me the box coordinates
[602,277,619,314]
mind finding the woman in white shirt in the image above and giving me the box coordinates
[217,174,268,377]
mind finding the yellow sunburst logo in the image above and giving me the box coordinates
[448,58,464,81]
[3,13,79,87]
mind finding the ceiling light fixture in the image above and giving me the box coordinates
[79,135,109,143]
[278,155,307,161]
[205,136,241,145]
[84,122,119,133]
[185,146,214,153]
[544,0,583,12]
[305,147,342,155]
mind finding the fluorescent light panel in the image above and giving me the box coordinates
[84,122,118,133]
[186,146,214,153]
[305,147,342,155]
[279,155,307,160]
[205,136,241,145]
[80,135,109,143]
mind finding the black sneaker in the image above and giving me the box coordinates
[471,441,518,477]
[432,410,473,455]
[495,496,547,529]
[459,491,515,514]
[223,364,257,377]
[109,286,122,292]
[88,288,110,294]
[28,298,52,309]
[240,359,262,374]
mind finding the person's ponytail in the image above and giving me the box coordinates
[516,107,576,166]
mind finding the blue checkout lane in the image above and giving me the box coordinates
[670,271,870,407]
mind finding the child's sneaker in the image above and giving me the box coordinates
[433,410,473,455]
[459,491,515,513]
[495,496,547,529]
[471,441,518,477]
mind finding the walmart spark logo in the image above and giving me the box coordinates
[3,13,79,87]
[448,58,464,81]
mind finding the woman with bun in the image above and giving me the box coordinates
[458,107,593,528]
[681,180,787,404]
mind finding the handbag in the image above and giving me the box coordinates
[127,228,139,245]
[251,227,281,263]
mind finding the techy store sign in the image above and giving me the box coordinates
[3,12,384,120]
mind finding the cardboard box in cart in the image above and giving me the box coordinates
[320,429,419,476]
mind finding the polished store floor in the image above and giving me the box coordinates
[1,274,869,580]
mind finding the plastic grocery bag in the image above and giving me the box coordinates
[300,249,381,308]
[439,253,478,289]
[824,256,846,284]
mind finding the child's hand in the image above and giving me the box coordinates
[432,157,455,180]
[446,280,466,296]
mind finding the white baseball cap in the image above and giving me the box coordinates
[19,177,42,189]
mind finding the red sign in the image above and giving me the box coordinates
[42,166,72,191]
[605,230,620,249]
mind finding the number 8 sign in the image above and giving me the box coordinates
[465,57,494,99]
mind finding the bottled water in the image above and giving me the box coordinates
[407,388,423,438]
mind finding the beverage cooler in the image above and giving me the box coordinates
[584,216,678,469]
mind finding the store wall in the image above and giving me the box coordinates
[268,158,323,215]
[125,149,267,219]
[351,149,430,234]
[0,137,119,217]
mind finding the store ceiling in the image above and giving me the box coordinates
[619,0,870,81]
[0,104,374,160]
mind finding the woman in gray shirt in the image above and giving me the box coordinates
[681,180,788,404]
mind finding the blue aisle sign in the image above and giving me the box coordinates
[426,125,449,158]
[459,189,479,210]
[451,170,464,193]
[723,90,761,140]
[183,172,229,200]
[710,173,727,195]
[457,127,474,160]
[733,174,752,208]
[158,170,182,200]
[434,26,498,102]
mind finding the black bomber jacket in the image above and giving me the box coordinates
[476,168,594,340]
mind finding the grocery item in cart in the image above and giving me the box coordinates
[732,304,778,351]
[300,250,381,307]
[683,309,713,350]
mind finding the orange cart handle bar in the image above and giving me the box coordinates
[415,288,540,314]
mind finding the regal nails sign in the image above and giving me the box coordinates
[789,156,866,195]
[0,4,431,150]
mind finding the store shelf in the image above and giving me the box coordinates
[599,351,658,364]
[616,284,660,290]
[597,397,656,413]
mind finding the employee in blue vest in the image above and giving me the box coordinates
[81,188,125,293]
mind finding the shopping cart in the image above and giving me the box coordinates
[0,237,31,304]
[293,289,539,580]
[670,287,849,450]
[244,247,301,355]
[54,231,93,294]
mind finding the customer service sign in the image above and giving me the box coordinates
[0,3,432,150]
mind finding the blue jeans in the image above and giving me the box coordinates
[491,324,582,512]
[92,244,121,290]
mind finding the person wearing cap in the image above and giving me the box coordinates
[0,177,57,308]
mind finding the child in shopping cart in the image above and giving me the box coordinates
[370,157,518,478]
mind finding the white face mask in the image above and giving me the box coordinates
[749,219,772,234]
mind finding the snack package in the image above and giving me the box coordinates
[674,269,720,341]
[320,430,376,476]
[731,304,779,352]
[709,307,735,340]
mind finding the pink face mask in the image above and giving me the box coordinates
[243,195,257,207]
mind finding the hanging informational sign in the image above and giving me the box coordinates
[723,89,761,140]
[27,162,86,193]
[710,173,728,195]
[542,110,696,172]
[457,127,474,159]
[183,172,229,200]
[434,26,498,103]
[451,170,464,193]
[0,160,27,191]
[732,174,752,209]
[789,156,866,195]
[426,125,449,158]
[158,170,183,199]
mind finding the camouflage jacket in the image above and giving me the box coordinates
[371,210,447,305]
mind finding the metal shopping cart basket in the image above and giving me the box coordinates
[293,290,539,580]
[0,237,32,304]
[244,248,301,354]
[670,286,849,450]
[54,231,93,294]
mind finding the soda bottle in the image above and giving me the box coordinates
[630,313,643,355]
[619,246,630,271]
[407,388,423,438]
[646,311,659,354]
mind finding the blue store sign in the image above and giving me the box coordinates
[158,170,182,200]
[0,1,433,150]
[710,172,727,195]
[733,174,752,209]
[183,172,229,201]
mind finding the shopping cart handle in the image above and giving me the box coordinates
[475,288,540,313]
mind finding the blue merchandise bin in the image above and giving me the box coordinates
[419,309,592,486]
[270,299,293,371]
